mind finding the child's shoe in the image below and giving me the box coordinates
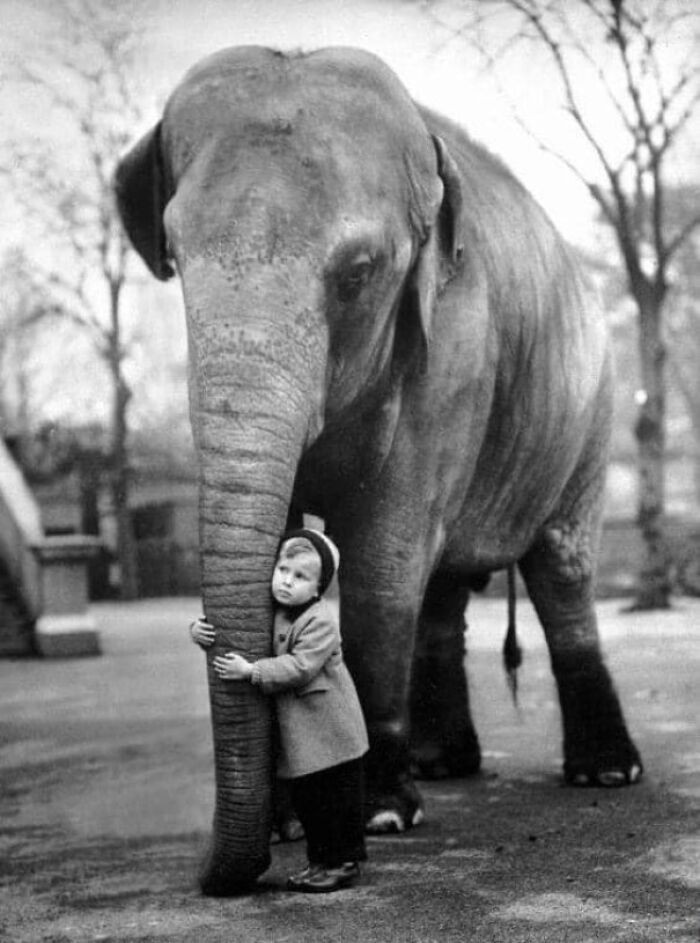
[288,861,360,893]
[286,862,324,890]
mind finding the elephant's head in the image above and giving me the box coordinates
[115,45,462,893]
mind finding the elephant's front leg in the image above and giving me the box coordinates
[520,524,643,787]
[337,554,427,834]
[410,571,481,779]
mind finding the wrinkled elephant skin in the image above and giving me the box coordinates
[115,46,642,894]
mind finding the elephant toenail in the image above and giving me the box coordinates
[366,811,405,834]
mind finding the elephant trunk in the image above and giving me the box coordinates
[196,457,287,894]
[185,262,325,894]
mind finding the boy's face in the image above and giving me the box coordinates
[271,550,321,607]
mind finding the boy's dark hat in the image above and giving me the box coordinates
[280,528,340,595]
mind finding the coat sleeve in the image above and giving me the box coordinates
[251,609,339,695]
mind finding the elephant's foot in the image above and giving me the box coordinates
[365,773,424,834]
[553,658,644,789]
[564,749,643,788]
[271,816,305,843]
[271,778,304,843]
[367,805,425,834]
[410,732,481,780]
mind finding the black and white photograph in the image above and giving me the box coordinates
[1,1,699,939]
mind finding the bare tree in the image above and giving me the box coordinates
[1,0,155,598]
[664,193,700,501]
[0,247,55,450]
[421,0,700,608]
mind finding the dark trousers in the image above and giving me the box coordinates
[288,757,367,868]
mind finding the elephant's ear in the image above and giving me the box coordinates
[397,135,464,373]
[432,134,465,264]
[114,123,175,281]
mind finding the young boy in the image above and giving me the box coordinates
[189,528,368,893]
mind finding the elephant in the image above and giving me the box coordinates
[115,45,642,894]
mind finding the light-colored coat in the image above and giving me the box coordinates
[251,598,368,779]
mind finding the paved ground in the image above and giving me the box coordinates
[1,595,699,942]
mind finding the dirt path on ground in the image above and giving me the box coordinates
[1,597,699,942]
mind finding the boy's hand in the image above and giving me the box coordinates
[190,617,215,648]
[213,652,254,681]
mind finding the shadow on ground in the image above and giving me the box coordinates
[1,597,699,942]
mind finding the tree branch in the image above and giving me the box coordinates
[662,214,700,265]
[505,1,626,193]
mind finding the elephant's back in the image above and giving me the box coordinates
[417,107,612,571]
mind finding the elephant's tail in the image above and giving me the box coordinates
[503,564,522,704]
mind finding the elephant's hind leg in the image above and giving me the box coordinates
[410,572,481,779]
[520,522,642,787]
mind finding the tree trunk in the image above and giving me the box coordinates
[112,372,138,600]
[632,285,671,609]
[106,275,138,600]
[682,393,700,507]
[78,449,111,599]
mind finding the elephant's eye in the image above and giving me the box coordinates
[336,256,374,303]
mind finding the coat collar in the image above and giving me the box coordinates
[276,596,320,622]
